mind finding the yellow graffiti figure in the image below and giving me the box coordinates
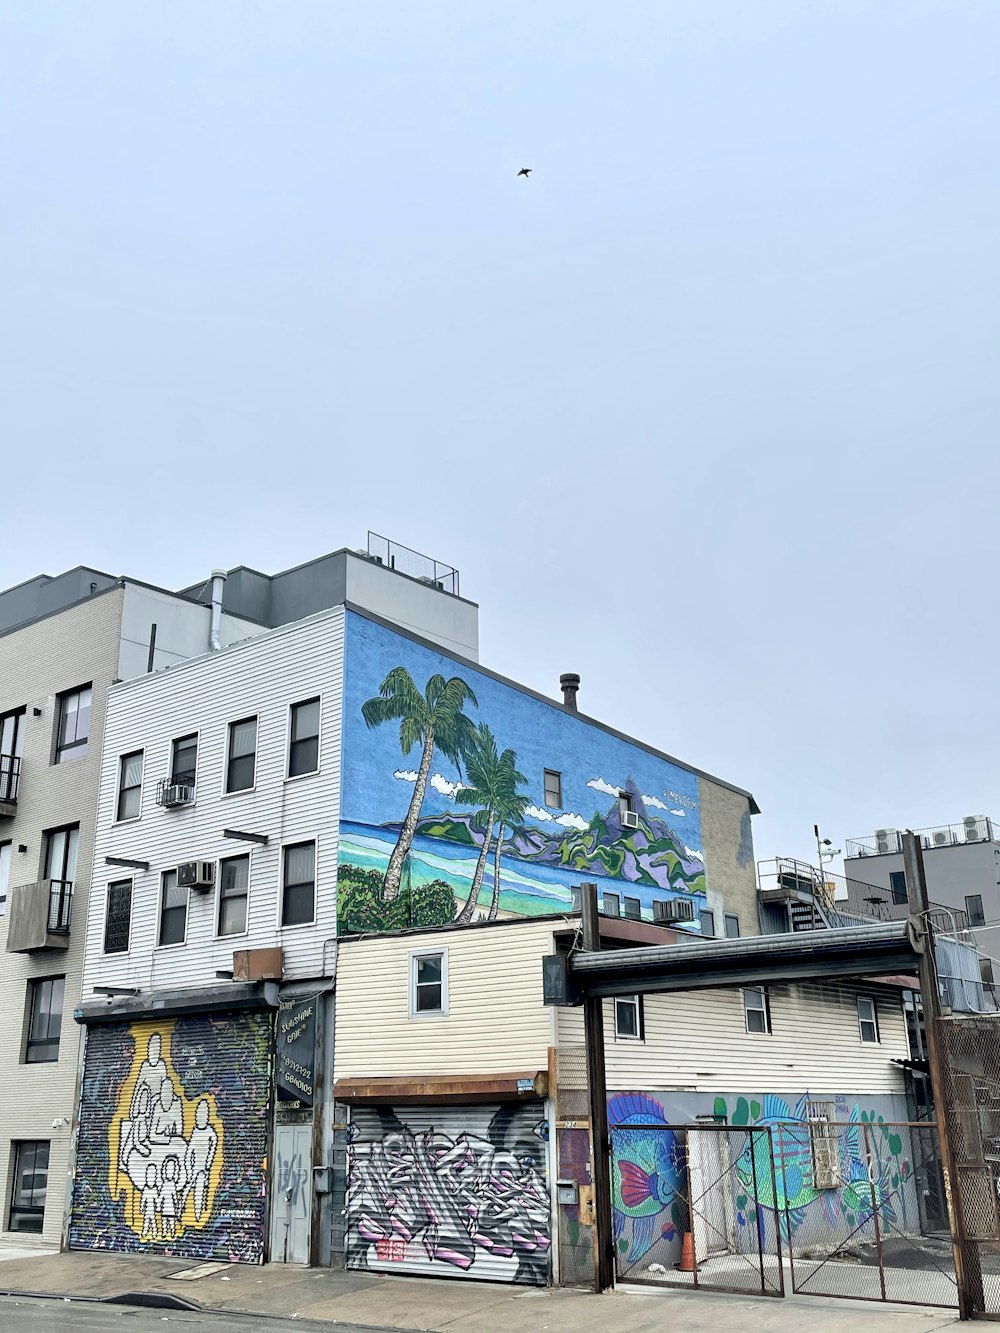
[110,1021,225,1243]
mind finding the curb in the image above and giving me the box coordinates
[0,1287,202,1313]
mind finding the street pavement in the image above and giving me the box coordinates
[0,1296,379,1332]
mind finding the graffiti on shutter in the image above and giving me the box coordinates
[346,1101,550,1284]
[69,1011,270,1262]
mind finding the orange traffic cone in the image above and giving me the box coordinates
[676,1231,696,1272]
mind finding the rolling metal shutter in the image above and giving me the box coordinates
[69,1010,271,1262]
[346,1101,550,1285]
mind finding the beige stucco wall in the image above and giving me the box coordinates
[699,776,759,936]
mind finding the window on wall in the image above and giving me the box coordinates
[618,790,635,818]
[170,734,198,786]
[699,909,716,937]
[282,842,315,927]
[116,750,144,821]
[857,995,880,1043]
[410,950,447,1016]
[623,896,641,920]
[25,977,64,1063]
[614,995,644,1040]
[226,716,257,793]
[8,1141,49,1233]
[603,892,620,917]
[158,870,187,946]
[889,871,908,906]
[0,708,25,803]
[219,855,250,936]
[543,769,562,808]
[725,913,741,938]
[55,685,91,762]
[966,894,986,928]
[103,880,132,954]
[0,841,11,917]
[288,699,320,777]
[44,825,78,887]
[744,986,771,1034]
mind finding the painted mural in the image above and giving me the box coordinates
[346,1103,551,1283]
[69,1013,270,1262]
[340,613,707,933]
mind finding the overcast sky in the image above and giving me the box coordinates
[2,1,998,870]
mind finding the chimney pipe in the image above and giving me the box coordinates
[560,673,580,711]
[209,568,227,651]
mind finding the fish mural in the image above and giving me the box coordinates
[609,1093,685,1261]
[733,1095,821,1237]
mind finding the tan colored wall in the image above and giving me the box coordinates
[699,777,759,935]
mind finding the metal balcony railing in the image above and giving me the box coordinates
[846,819,998,859]
[0,753,20,807]
[366,533,460,596]
[47,879,73,933]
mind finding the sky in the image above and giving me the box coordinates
[1,1,998,872]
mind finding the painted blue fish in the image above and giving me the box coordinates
[609,1093,683,1260]
[734,1094,820,1238]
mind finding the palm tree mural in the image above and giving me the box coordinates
[453,724,527,925]
[489,757,532,921]
[362,668,478,902]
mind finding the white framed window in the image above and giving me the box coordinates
[103,879,132,954]
[158,870,188,947]
[543,769,562,808]
[744,986,771,1034]
[170,733,198,786]
[226,716,257,793]
[55,685,91,763]
[857,995,880,1043]
[288,698,321,777]
[281,841,315,927]
[116,750,144,821]
[409,949,448,1017]
[218,854,250,937]
[614,994,644,1040]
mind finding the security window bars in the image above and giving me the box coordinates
[170,734,198,786]
[543,769,562,808]
[858,995,880,1043]
[410,950,447,1016]
[966,894,986,928]
[219,854,249,936]
[282,842,315,927]
[288,699,320,777]
[615,995,644,1040]
[25,977,64,1064]
[55,685,91,762]
[116,750,143,821]
[226,716,257,793]
[104,879,132,954]
[9,1141,48,1233]
[744,986,771,1034]
[158,870,187,947]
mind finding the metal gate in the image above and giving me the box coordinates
[610,1121,784,1297]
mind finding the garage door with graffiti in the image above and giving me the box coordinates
[346,1101,550,1284]
[69,1011,271,1262]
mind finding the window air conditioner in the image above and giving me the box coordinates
[621,809,640,830]
[162,784,193,808]
[654,898,696,924]
[177,860,215,892]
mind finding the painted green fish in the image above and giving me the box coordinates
[734,1094,820,1234]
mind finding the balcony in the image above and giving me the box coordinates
[846,818,998,859]
[0,754,20,817]
[6,879,73,953]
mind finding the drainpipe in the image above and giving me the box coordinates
[209,569,227,652]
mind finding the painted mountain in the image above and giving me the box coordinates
[402,778,706,894]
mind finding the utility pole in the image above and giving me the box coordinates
[902,831,980,1318]
[581,882,614,1293]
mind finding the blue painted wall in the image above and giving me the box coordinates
[339,612,708,933]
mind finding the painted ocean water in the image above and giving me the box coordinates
[339,822,705,920]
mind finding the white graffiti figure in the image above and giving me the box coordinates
[140,1163,160,1241]
[130,1034,169,1120]
[185,1099,219,1223]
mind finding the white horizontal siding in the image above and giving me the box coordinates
[557,981,908,1096]
[335,920,560,1078]
[84,608,344,994]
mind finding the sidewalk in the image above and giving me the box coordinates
[0,1249,961,1333]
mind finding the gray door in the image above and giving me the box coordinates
[271,1123,312,1263]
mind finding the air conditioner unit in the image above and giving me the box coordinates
[161,783,193,809]
[810,1130,839,1190]
[177,860,215,891]
[622,809,640,830]
[654,898,697,924]
[932,830,955,847]
[875,828,901,855]
[964,815,989,843]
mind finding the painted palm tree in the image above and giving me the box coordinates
[488,757,532,921]
[362,668,478,902]
[453,724,527,925]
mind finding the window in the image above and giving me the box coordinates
[158,870,187,947]
[103,880,132,954]
[0,708,24,804]
[889,871,908,906]
[744,986,771,1034]
[571,886,582,911]
[170,734,198,786]
[699,909,716,937]
[25,978,64,1063]
[603,892,620,917]
[282,842,315,927]
[981,958,995,987]
[543,769,562,808]
[226,716,257,793]
[858,995,880,1043]
[725,913,741,938]
[55,685,91,762]
[618,790,635,817]
[288,699,320,777]
[966,894,986,928]
[623,896,641,920]
[0,841,10,917]
[9,1141,48,1232]
[44,825,78,887]
[410,950,447,1016]
[116,750,144,821]
[615,995,644,1040]
[219,854,250,936]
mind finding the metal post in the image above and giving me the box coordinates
[581,882,615,1293]
[864,1121,888,1301]
[766,1126,785,1296]
[750,1128,766,1296]
[902,831,979,1318]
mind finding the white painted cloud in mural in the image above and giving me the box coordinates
[430,774,460,798]
[526,804,554,822]
[587,776,620,798]
[555,812,589,831]
[671,809,687,818]
[393,769,419,783]
[642,793,669,812]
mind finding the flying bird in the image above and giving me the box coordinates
[517,167,532,178]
